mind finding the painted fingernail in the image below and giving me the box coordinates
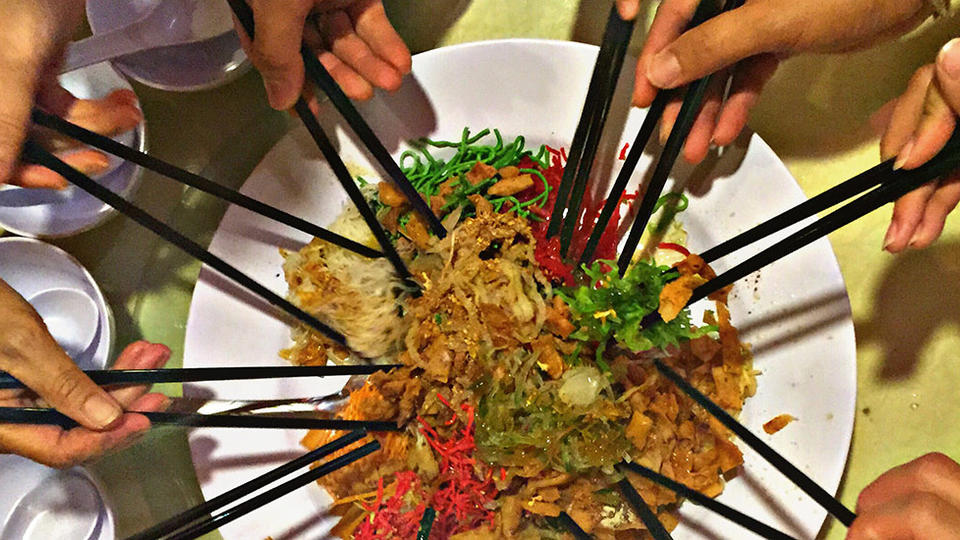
[893,140,914,170]
[648,52,682,88]
[882,222,898,251]
[83,394,122,428]
[938,38,960,80]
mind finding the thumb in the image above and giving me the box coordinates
[935,38,960,116]
[14,346,123,430]
[647,2,795,89]
[0,280,121,429]
[617,0,641,21]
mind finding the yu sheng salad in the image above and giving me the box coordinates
[279,128,756,539]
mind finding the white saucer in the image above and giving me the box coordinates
[0,62,146,238]
[0,238,113,371]
[0,455,115,540]
[86,0,250,92]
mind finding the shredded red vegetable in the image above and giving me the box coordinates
[657,242,690,256]
[417,394,497,538]
[353,471,426,539]
[514,147,632,284]
[619,142,630,160]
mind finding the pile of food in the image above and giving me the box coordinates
[279,129,756,539]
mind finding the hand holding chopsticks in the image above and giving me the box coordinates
[0,361,401,433]
[0,339,172,469]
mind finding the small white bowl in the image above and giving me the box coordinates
[0,62,146,238]
[28,288,101,360]
[86,0,250,92]
[0,238,113,371]
[0,456,114,540]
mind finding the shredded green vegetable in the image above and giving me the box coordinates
[396,127,552,219]
[557,260,715,365]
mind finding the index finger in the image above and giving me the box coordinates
[634,0,699,107]
[246,0,312,110]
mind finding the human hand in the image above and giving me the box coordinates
[847,452,960,539]
[235,0,412,108]
[626,0,935,164]
[0,1,143,189]
[880,38,960,253]
[0,280,170,468]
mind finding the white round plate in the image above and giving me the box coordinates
[0,63,145,238]
[183,40,856,539]
[0,237,114,371]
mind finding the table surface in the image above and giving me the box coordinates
[16,2,960,539]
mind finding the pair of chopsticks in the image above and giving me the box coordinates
[611,129,960,538]
[547,3,635,255]
[578,0,723,266]
[227,0,445,292]
[128,430,380,540]
[0,363,400,432]
[625,126,960,332]
[688,128,960,304]
[613,0,746,275]
[547,0,739,267]
[611,359,856,537]
[22,141,348,348]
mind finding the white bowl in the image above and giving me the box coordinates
[0,63,146,238]
[0,238,113,370]
[0,456,114,540]
[28,288,101,360]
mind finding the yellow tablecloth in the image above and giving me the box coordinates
[20,2,960,538]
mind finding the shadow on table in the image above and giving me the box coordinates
[854,239,960,381]
[384,0,471,53]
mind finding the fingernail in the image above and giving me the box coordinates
[648,52,682,88]
[893,140,914,170]
[83,394,122,428]
[938,38,960,80]
[265,81,295,110]
[882,222,898,251]
[908,230,924,249]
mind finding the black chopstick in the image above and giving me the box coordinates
[579,90,672,265]
[654,360,857,526]
[617,462,797,540]
[546,4,626,240]
[690,130,960,304]
[223,0,417,289]
[579,0,718,265]
[559,6,636,255]
[698,157,898,265]
[31,109,382,259]
[616,478,673,540]
[0,364,400,390]
[226,0,446,240]
[616,0,744,276]
[128,430,367,540]
[0,407,399,432]
[557,511,592,540]
[21,142,349,346]
[165,439,381,540]
[292,97,418,291]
